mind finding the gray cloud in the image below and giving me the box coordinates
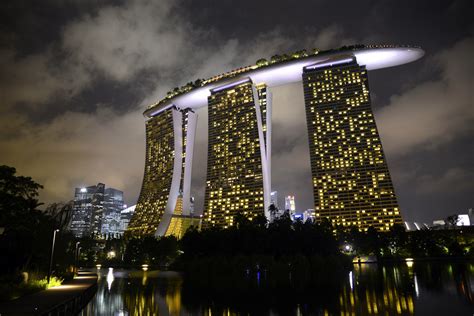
[375,37,474,156]
[61,0,187,81]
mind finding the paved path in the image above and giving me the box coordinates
[0,271,97,316]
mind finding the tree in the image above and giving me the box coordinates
[0,165,44,228]
[44,202,74,231]
[446,215,459,228]
[0,165,51,273]
[256,58,269,67]
[268,204,278,221]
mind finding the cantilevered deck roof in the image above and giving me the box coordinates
[144,45,424,118]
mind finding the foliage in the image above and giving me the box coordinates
[337,223,473,259]
[0,165,77,281]
[30,276,63,289]
[122,236,179,268]
[0,273,63,301]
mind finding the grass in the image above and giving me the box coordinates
[0,275,63,301]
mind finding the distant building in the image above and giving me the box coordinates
[457,214,470,226]
[270,191,279,210]
[404,221,429,231]
[292,213,304,221]
[285,195,296,214]
[101,188,125,236]
[69,183,124,238]
[303,209,315,222]
[120,205,136,234]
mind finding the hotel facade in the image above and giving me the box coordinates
[126,45,423,237]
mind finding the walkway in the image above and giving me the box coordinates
[0,271,97,316]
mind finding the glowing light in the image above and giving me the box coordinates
[349,271,354,290]
[406,258,414,268]
[305,57,355,70]
[106,267,114,291]
[211,77,251,93]
[142,264,149,271]
[48,285,83,290]
[74,276,96,280]
[80,187,87,193]
[414,274,419,297]
[96,264,102,269]
[107,251,116,259]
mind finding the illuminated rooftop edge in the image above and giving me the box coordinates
[145,45,424,118]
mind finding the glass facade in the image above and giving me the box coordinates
[127,108,176,237]
[127,107,197,237]
[203,79,270,228]
[69,183,123,237]
[302,58,402,231]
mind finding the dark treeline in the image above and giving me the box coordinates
[173,213,352,289]
[338,224,472,259]
[2,164,473,300]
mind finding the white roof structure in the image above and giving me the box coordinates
[145,45,424,117]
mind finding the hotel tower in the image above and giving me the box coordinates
[203,78,271,228]
[302,56,402,231]
[126,106,199,237]
[127,45,423,236]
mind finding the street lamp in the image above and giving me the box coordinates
[74,241,81,275]
[47,229,60,284]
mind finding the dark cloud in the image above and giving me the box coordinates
[0,0,472,223]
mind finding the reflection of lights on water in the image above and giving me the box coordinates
[142,272,148,286]
[349,271,354,290]
[257,271,261,285]
[107,267,114,291]
[414,274,419,297]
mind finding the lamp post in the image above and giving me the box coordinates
[74,241,81,275]
[47,229,60,284]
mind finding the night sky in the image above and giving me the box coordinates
[0,0,472,223]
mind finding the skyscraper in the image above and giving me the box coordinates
[285,195,296,214]
[302,55,402,231]
[203,78,271,228]
[127,106,197,237]
[69,183,124,237]
[120,204,136,234]
[136,45,423,236]
[101,188,125,236]
[270,191,279,209]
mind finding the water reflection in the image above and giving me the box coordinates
[107,268,114,291]
[81,262,474,315]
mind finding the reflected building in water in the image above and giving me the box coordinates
[81,262,473,315]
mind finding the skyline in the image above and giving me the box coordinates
[0,0,472,224]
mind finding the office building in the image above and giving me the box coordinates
[69,183,124,237]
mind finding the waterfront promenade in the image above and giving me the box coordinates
[0,271,97,315]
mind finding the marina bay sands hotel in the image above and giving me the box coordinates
[126,45,424,238]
